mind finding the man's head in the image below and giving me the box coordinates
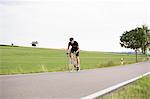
[69,37,74,44]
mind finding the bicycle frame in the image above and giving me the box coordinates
[68,52,77,72]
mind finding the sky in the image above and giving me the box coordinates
[0,0,150,52]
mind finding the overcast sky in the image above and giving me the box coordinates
[0,0,150,52]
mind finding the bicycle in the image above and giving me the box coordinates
[67,52,78,72]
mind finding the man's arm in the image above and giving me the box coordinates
[67,42,70,50]
[66,42,70,54]
[76,42,80,52]
[76,48,80,53]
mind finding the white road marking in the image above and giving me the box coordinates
[81,72,150,99]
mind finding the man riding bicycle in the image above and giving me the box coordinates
[67,37,80,71]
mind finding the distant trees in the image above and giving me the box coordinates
[31,41,38,47]
[120,25,150,62]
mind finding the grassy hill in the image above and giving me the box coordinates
[0,46,147,75]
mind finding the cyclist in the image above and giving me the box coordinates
[67,37,80,71]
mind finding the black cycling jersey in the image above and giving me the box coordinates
[68,41,79,50]
[68,41,79,56]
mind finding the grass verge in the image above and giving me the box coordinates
[99,75,150,99]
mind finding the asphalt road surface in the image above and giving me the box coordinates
[0,61,150,99]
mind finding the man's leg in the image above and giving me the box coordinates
[70,53,74,64]
[76,56,80,71]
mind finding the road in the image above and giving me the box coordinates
[0,61,150,99]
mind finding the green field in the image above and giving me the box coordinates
[0,46,147,75]
[99,75,150,99]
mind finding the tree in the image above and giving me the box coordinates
[31,41,38,47]
[141,25,150,54]
[120,28,144,62]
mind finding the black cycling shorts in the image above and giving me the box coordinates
[71,48,79,56]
